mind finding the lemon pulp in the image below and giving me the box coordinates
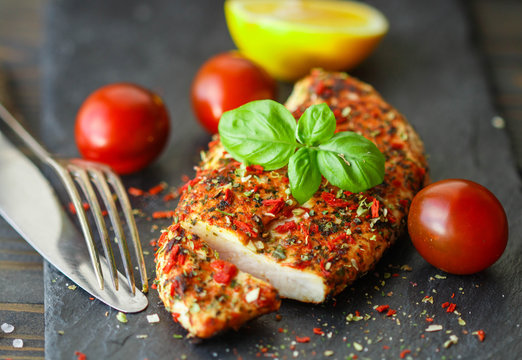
[225,0,389,81]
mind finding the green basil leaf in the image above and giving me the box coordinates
[288,147,322,204]
[296,103,336,146]
[219,100,298,170]
[317,132,385,193]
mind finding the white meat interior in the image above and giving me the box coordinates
[182,221,326,303]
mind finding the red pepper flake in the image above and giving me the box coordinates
[223,188,234,204]
[177,254,186,266]
[281,176,289,184]
[475,329,486,342]
[296,336,310,343]
[162,244,180,273]
[152,210,176,219]
[128,187,145,196]
[233,219,257,237]
[151,283,157,290]
[89,297,94,301]
[163,192,177,202]
[386,309,396,317]
[426,317,434,322]
[263,198,285,215]
[375,305,390,313]
[371,199,380,218]
[278,327,284,333]
[321,192,350,208]
[382,345,390,350]
[446,303,457,313]
[451,293,455,299]
[101,210,108,216]
[313,328,324,335]
[441,302,450,308]
[246,164,264,175]
[275,221,297,234]
[211,259,238,285]
[148,183,166,195]
[169,280,180,297]
[75,351,87,360]
[399,349,411,359]
[171,312,180,323]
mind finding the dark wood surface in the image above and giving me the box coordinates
[0,1,520,359]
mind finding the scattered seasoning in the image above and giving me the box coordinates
[147,314,160,323]
[473,330,486,342]
[386,309,396,317]
[353,342,363,351]
[74,351,87,360]
[324,350,334,357]
[313,327,325,336]
[442,302,457,313]
[163,192,178,202]
[128,187,145,196]
[399,349,411,358]
[12,339,23,348]
[375,305,389,313]
[426,324,443,332]
[152,210,176,219]
[116,312,128,323]
[148,183,166,195]
[443,334,459,348]
[296,336,310,343]
[173,334,184,339]
[1,323,14,333]
[67,284,77,290]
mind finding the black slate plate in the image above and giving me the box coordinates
[42,0,522,359]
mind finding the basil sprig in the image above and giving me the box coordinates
[219,100,385,204]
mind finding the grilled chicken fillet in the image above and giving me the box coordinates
[155,69,428,337]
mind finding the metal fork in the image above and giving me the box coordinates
[0,103,148,296]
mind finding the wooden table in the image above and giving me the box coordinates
[0,1,521,358]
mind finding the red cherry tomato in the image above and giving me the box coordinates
[75,83,170,174]
[408,179,508,274]
[191,51,277,134]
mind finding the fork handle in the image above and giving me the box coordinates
[0,102,52,163]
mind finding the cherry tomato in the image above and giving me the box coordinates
[75,83,170,174]
[191,51,277,134]
[408,179,508,274]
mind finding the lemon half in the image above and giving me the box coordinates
[225,0,389,81]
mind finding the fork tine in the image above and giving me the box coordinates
[49,161,105,290]
[88,167,136,294]
[106,171,149,294]
[68,164,119,290]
